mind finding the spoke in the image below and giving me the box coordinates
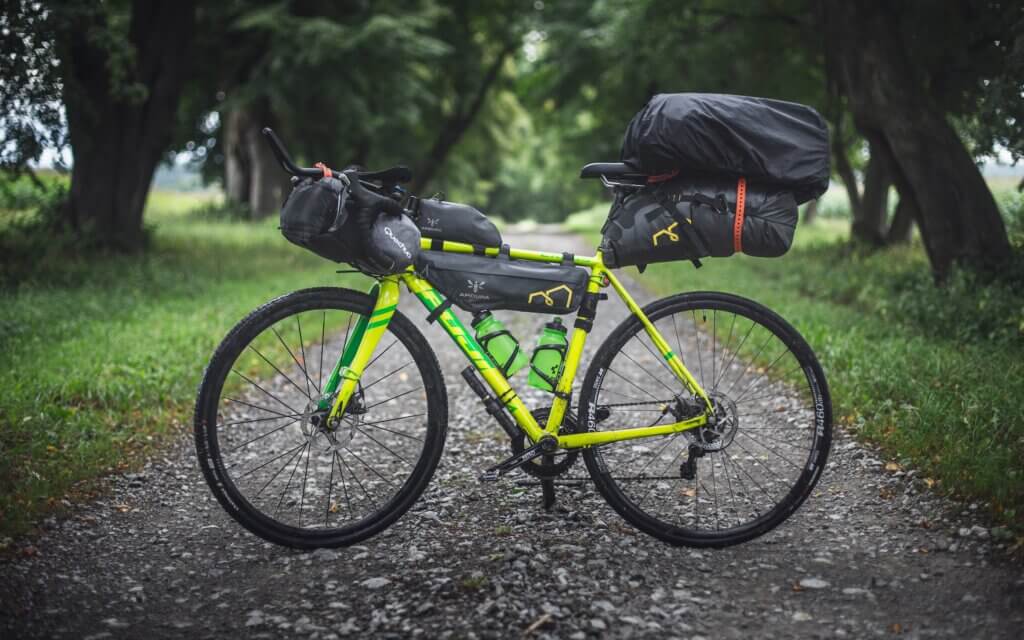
[691,310,706,390]
[729,438,793,484]
[324,449,336,527]
[333,450,355,517]
[246,345,310,401]
[362,361,413,392]
[606,366,663,403]
[709,455,720,531]
[712,313,738,391]
[620,345,679,397]
[226,417,301,453]
[364,340,399,373]
[718,449,739,527]
[275,442,308,517]
[272,326,318,401]
[713,318,757,393]
[219,412,304,428]
[359,413,426,440]
[230,370,300,415]
[224,396,294,419]
[235,441,307,480]
[344,446,398,488]
[722,448,775,508]
[297,314,318,395]
[298,437,312,521]
[711,310,717,391]
[355,428,412,465]
[254,443,306,499]
[632,331,683,385]
[337,450,377,501]
[364,386,423,411]
[721,330,775,398]
[731,348,792,405]
[737,430,804,469]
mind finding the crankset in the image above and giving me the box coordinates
[510,407,583,479]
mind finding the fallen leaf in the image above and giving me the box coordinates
[885,462,900,472]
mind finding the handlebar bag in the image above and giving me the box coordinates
[414,197,502,248]
[621,93,829,204]
[416,247,588,314]
[279,176,361,263]
[600,173,798,269]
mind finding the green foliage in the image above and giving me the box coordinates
[0,190,365,537]
[573,211,1024,529]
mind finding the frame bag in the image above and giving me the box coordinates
[414,197,502,248]
[601,174,797,269]
[416,246,588,314]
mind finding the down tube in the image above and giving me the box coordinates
[400,273,546,443]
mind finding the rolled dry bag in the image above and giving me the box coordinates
[416,246,588,314]
[415,197,502,248]
[601,174,798,269]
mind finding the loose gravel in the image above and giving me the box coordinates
[2,230,1022,639]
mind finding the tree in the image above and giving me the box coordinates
[822,0,1015,279]
[52,1,197,248]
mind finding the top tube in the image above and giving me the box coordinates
[419,238,601,268]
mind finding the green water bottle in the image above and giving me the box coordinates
[528,318,569,393]
[472,312,528,377]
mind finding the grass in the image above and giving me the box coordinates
[0,190,367,540]
[570,190,1024,531]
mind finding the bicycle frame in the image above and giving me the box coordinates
[321,238,713,450]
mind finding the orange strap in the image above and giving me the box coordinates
[733,177,747,254]
[647,169,679,184]
[315,162,332,178]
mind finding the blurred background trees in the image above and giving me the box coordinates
[2,0,1022,280]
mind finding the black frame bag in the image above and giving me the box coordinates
[413,197,502,248]
[601,174,798,269]
[416,246,588,314]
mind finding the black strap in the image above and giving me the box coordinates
[430,238,444,251]
[498,244,511,260]
[426,297,454,324]
[561,252,574,266]
[473,244,487,255]
[656,195,711,257]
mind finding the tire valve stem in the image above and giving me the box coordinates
[680,443,704,480]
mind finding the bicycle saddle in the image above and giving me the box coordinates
[357,165,412,184]
[579,162,646,179]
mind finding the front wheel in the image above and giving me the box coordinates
[194,287,447,548]
[580,291,831,547]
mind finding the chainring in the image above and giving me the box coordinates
[510,407,581,478]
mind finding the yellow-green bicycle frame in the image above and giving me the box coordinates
[324,238,714,450]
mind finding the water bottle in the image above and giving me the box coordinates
[528,318,568,392]
[472,312,528,377]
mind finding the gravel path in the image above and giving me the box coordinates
[2,230,1022,639]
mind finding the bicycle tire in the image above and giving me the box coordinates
[194,287,447,548]
[579,291,831,547]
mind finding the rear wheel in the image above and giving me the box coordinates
[579,292,831,547]
[194,287,447,548]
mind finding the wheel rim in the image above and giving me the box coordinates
[585,298,828,540]
[205,301,436,536]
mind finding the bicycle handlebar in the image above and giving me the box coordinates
[261,127,334,179]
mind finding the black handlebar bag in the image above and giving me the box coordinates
[279,176,361,263]
[416,246,588,314]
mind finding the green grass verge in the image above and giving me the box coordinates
[572,199,1024,531]
[0,191,366,540]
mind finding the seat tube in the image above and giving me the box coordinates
[326,277,401,422]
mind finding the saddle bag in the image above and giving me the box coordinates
[601,174,798,269]
[414,197,502,248]
[416,246,588,314]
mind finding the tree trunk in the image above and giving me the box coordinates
[802,199,818,224]
[830,122,862,222]
[223,107,252,207]
[60,1,197,249]
[887,196,915,244]
[851,138,890,245]
[244,98,288,218]
[822,1,1012,280]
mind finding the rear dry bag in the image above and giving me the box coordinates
[621,93,829,204]
[601,174,798,269]
[416,246,588,314]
